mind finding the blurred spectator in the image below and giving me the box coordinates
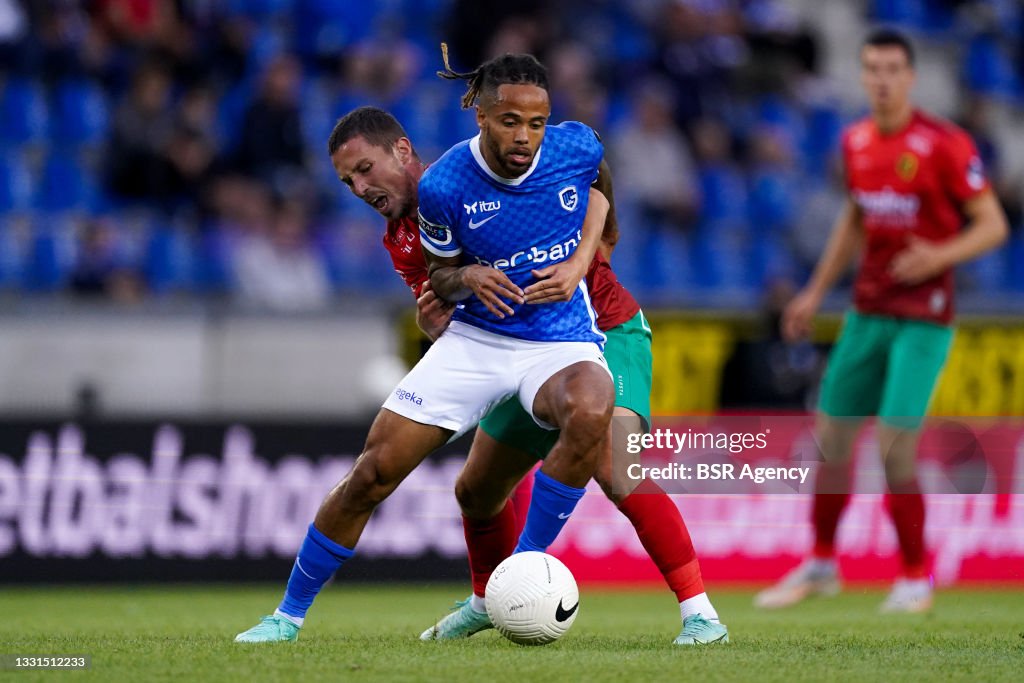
[232,53,306,191]
[232,198,330,312]
[105,60,175,203]
[70,218,145,304]
[165,84,219,207]
[690,117,747,229]
[445,0,548,67]
[790,156,845,277]
[747,124,798,234]
[719,278,825,409]
[654,0,748,127]
[549,42,609,131]
[611,79,700,232]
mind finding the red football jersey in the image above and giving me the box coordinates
[384,217,430,296]
[382,217,639,331]
[842,109,989,324]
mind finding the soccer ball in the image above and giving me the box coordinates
[485,551,579,645]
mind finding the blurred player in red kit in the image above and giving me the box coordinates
[756,29,1008,613]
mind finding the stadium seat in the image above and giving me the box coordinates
[748,169,796,235]
[52,79,110,147]
[963,33,1016,97]
[802,105,842,177]
[192,228,233,293]
[698,165,748,229]
[0,77,48,147]
[0,154,34,213]
[144,223,195,294]
[22,222,73,292]
[34,154,97,213]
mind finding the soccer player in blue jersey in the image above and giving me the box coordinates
[235,53,616,643]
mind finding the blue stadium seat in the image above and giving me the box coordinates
[963,34,1016,97]
[870,0,924,26]
[22,223,73,292]
[225,0,295,18]
[144,224,195,294]
[802,105,842,177]
[748,169,796,235]
[293,0,380,57]
[193,228,233,293]
[0,154,34,213]
[0,78,48,147]
[34,154,97,212]
[1007,233,1024,292]
[0,217,25,288]
[52,79,110,147]
[691,227,752,291]
[698,165,748,229]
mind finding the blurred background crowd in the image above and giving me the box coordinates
[1,0,1023,312]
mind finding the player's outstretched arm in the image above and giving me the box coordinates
[426,251,525,319]
[890,189,1008,285]
[782,197,864,342]
[524,187,610,304]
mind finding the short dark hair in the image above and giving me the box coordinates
[327,106,409,156]
[436,43,549,109]
[863,28,915,66]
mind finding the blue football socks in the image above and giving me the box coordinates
[513,469,587,553]
[277,524,354,621]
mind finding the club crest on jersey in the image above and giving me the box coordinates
[895,152,918,181]
[558,185,579,212]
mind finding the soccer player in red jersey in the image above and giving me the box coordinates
[755,29,1008,613]
[327,102,727,645]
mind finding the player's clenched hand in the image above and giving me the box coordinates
[416,281,455,341]
[524,258,588,304]
[781,289,822,342]
[890,235,949,285]
[461,264,524,319]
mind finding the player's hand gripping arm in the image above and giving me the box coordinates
[782,198,864,342]
[523,186,609,304]
[415,280,455,341]
[426,252,525,319]
[889,190,1009,285]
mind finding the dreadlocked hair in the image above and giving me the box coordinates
[436,42,549,109]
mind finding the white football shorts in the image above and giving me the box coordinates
[381,321,611,437]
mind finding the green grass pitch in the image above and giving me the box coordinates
[2,585,1021,682]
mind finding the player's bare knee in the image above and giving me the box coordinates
[342,453,398,512]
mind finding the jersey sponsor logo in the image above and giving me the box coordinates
[468,213,499,229]
[967,156,985,191]
[558,185,579,212]
[464,200,501,215]
[418,211,453,247]
[474,229,582,271]
[895,152,919,181]
[394,388,423,406]
[852,187,920,228]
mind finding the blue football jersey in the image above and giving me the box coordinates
[417,121,605,346]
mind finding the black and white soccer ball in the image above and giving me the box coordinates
[485,551,579,645]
